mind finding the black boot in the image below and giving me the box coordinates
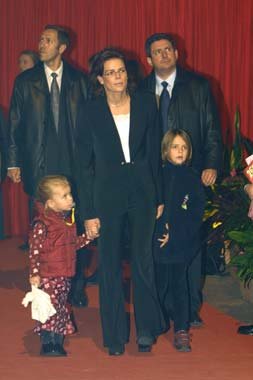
[40,331,66,357]
[54,333,67,356]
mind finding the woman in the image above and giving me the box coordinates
[77,48,164,355]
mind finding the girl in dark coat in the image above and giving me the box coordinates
[29,175,90,357]
[154,129,205,352]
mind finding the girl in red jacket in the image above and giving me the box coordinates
[29,175,90,357]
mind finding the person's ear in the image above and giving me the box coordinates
[97,75,104,85]
[46,199,54,210]
[147,57,153,68]
[59,44,67,55]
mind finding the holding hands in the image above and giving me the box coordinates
[7,168,21,183]
[85,218,101,240]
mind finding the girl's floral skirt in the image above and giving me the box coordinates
[34,277,75,336]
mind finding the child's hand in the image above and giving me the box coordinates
[158,223,169,248]
[29,274,41,287]
[158,233,169,247]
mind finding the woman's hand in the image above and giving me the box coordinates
[29,274,41,287]
[85,218,101,239]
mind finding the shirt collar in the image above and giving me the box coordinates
[155,68,177,90]
[44,61,63,81]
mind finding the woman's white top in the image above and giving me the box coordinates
[113,113,131,163]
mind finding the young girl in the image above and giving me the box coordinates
[29,175,91,357]
[154,129,205,352]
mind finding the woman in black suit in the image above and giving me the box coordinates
[77,48,164,355]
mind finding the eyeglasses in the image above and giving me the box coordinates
[103,67,126,77]
[152,46,174,57]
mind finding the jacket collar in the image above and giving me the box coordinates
[145,65,191,91]
[28,60,76,94]
[94,93,144,159]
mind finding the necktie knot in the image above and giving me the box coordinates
[51,72,58,80]
[161,81,168,90]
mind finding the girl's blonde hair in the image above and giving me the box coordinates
[161,129,192,163]
[36,175,70,204]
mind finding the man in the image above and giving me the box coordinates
[7,24,89,307]
[141,33,222,327]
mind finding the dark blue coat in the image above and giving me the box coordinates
[153,162,205,264]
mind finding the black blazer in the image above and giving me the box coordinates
[76,91,162,220]
[140,66,223,174]
[7,61,89,195]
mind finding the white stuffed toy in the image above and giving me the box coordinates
[22,285,56,323]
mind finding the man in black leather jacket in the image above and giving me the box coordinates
[7,24,89,308]
[141,32,223,327]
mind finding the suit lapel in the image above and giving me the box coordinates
[98,97,126,160]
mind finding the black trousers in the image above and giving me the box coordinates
[98,204,164,348]
[155,262,189,332]
[188,250,203,320]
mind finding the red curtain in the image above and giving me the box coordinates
[0,0,252,236]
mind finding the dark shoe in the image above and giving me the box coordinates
[70,293,88,307]
[137,335,154,352]
[54,344,67,356]
[40,343,65,357]
[108,345,125,356]
[237,325,253,335]
[138,344,152,352]
[174,330,191,352]
[190,315,204,328]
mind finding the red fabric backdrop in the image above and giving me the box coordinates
[0,0,252,236]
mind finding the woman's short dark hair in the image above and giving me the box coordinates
[89,47,135,97]
[145,33,177,57]
[44,24,70,49]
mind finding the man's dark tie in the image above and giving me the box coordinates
[50,72,60,132]
[160,81,170,134]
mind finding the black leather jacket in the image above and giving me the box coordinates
[7,61,89,194]
[140,66,223,174]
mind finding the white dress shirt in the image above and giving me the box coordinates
[113,113,131,163]
[155,69,176,98]
[44,62,63,91]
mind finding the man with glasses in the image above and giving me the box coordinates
[140,32,222,329]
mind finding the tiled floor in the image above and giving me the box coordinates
[203,271,253,324]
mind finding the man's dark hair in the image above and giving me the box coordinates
[19,50,40,65]
[44,24,70,49]
[145,33,177,57]
[89,47,135,97]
